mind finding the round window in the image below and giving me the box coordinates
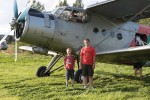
[117,33,122,40]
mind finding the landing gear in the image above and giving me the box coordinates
[74,56,84,83]
[36,66,50,77]
[36,54,63,77]
[74,69,83,83]
[36,54,84,84]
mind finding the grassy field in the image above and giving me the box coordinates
[0,51,150,100]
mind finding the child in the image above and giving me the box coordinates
[64,48,75,86]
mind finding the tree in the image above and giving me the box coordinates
[27,0,45,11]
[73,0,84,8]
[56,0,68,7]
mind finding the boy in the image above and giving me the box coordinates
[80,39,96,90]
[64,48,75,86]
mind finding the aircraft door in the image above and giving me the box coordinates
[43,14,55,38]
[42,14,55,47]
[135,33,147,46]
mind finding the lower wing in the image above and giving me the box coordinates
[96,45,150,66]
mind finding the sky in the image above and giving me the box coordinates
[0,0,105,34]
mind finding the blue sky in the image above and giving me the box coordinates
[0,0,105,34]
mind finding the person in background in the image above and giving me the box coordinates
[134,35,144,79]
[64,48,75,87]
[133,62,144,79]
[135,35,144,46]
[80,39,96,90]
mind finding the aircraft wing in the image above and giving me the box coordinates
[96,45,150,65]
[86,0,150,21]
[19,46,57,56]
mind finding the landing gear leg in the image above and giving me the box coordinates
[74,56,83,83]
[36,54,63,77]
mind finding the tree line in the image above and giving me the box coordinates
[28,0,84,11]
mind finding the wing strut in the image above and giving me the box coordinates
[129,4,150,21]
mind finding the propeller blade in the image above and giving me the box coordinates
[0,31,12,44]
[17,0,32,21]
[14,31,18,62]
[13,0,18,18]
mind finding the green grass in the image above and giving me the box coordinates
[0,52,150,100]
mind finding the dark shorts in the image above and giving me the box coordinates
[82,64,94,77]
[66,69,74,80]
[133,62,144,70]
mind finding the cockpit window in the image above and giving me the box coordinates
[52,8,64,17]
[59,8,72,20]
[51,8,57,14]
[57,6,88,23]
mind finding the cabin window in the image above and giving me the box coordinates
[102,29,107,36]
[93,27,99,34]
[117,33,122,40]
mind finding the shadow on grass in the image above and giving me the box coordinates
[94,70,150,93]
[2,77,36,89]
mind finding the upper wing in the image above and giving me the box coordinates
[86,0,150,21]
[96,45,150,66]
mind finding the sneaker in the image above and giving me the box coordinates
[91,87,94,90]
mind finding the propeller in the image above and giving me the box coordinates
[12,0,32,62]
[17,1,32,21]
[13,0,33,21]
[13,0,18,19]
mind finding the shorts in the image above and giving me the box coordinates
[66,69,74,80]
[82,64,94,77]
[133,62,143,70]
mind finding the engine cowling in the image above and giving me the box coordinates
[16,9,55,49]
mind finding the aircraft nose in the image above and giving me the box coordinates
[17,12,55,47]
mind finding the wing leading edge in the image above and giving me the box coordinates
[96,45,150,66]
[86,0,150,21]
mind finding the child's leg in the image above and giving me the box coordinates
[71,69,74,86]
[139,68,142,79]
[134,68,138,77]
[66,79,68,86]
[66,69,69,86]
[71,79,74,86]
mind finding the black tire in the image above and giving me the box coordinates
[74,69,83,83]
[36,66,50,77]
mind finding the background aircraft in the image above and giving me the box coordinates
[0,34,14,50]
[0,40,7,50]
[1,0,150,83]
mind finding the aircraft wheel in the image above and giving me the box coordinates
[74,69,83,83]
[36,66,50,77]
